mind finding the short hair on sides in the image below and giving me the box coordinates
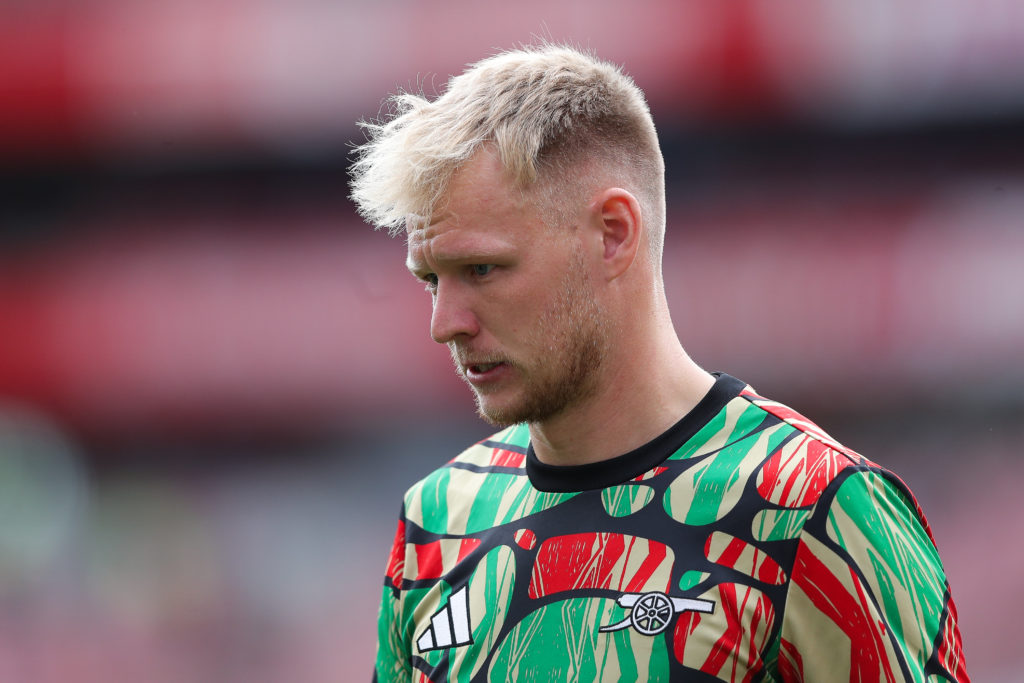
[348,43,666,258]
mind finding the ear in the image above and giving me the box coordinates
[591,187,643,280]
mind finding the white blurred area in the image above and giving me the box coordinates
[1,1,1023,680]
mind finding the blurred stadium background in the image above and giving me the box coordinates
[1,1,1022,680]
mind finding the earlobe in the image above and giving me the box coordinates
[596,188,642,280]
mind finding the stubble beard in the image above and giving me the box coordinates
[453,252,609,428]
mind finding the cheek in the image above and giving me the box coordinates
[488,283,541,331]
[489,256,581,341]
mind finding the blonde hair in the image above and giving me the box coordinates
[349,44,666,258]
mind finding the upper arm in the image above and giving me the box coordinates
[779,469,968,681]
[375,512,412,682]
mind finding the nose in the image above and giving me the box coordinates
[430,282,479,344]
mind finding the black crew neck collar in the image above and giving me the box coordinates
[525,373,746,493]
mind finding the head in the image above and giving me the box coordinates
[349,43,666,263]
[350,45,667,426]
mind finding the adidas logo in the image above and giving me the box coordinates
[417,585,473,653]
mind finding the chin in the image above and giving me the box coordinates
[475,401,519,427]
[474,393,530,427]
[475,389,565,428]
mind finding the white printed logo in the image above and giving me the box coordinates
[417,585,473,652]
[599,591,715,636]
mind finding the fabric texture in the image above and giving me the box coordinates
[373,374,968,682]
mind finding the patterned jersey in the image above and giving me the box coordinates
[373,374,968,682]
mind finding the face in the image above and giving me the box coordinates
[406,150,609,426]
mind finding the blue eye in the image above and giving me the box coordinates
[472,264,495,277]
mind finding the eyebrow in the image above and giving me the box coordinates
[406,240,514,276]
[405,257,430,278]
[406,263,434,281]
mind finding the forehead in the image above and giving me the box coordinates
[406,150,541,258]
[441,148,529,223]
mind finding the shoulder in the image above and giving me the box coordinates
[736,383,915,511]
[737,386,966,679]
[404,424,531,498]
[400,423,533,533]
[759,404,962,679]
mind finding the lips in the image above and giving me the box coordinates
[469,362,501,373]
[461,359,509,384]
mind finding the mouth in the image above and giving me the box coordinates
[461,360,510,383]
[468,362,502,373]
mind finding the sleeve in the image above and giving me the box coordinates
[778,468,969,682]
[374,510,412,682]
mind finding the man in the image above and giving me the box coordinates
[350,45,968,682]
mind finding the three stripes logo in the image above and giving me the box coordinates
[416,585,473,653]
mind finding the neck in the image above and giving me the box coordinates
[528,310,714,467]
